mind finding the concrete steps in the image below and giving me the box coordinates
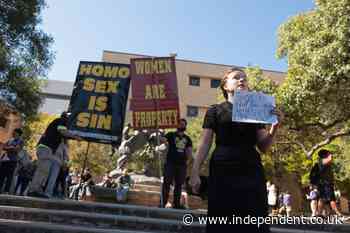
[0,205,203,233]
[0,195,206,221]
[0,195,349,233]
[0,219,153,233]
[91,185,207,210]
[133,184,161,192]
[0,195,205,233]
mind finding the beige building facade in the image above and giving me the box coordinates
[40,50,285,120]
[102,50,285,120]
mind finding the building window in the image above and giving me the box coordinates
[189,76,200,86]
[187,106,199,117]
[210,79,221,88]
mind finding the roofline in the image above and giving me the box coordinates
[44,79,74,84]
[102,50,286,75]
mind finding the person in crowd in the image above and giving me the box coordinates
[306,185,319,217]
[267,184,278,216]
[45,139,69,198]
[278,191,284,210]
[0,128,24,194]
[14,149,34,195]
[27,112,80,198]
[161,118,193,209]
[78,169,95,201]
[115,169,133,203]
[53,141,70,198]
[69,169,94,201]
[190,68,283,233]
[97,173,113,188]
[53,164,70,198]
[334,187,341,209]
[279,190,292,217]
[164,183,190,209]
[310,149,342,216]
[69,168,80,186]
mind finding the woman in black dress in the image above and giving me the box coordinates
[190,68,283,233]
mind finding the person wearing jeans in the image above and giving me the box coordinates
[45,140,68,198]
[28,112,80,198]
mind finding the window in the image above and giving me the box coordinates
[189,76,200,86]
[187,106,199,117]
[211,79,221,88]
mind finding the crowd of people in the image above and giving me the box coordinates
[0,112,91,199]
[265,148,346,219]
[266,182,292,217]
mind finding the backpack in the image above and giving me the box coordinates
[309,163,320,185]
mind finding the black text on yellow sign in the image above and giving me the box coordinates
[133,109,178,128]
[74,64,130,131]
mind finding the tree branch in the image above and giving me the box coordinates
[275,140,308,155]
[294,140,308,155]
[306,129,350,158]
[302,119,345,131]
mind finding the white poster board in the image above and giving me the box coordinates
[231,90,277,124]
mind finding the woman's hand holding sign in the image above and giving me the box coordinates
[271,107,284,131]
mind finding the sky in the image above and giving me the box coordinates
[41,0,315,82]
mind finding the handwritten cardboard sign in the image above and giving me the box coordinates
[231,90,277,124]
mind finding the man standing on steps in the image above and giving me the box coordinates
[28,112,81,198]
[161,118,193,209]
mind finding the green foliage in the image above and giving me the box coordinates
[276,0,350,157]
[68,141,114,177]
[0,0,54,119]
[330,138,350,195]
[186,116,211,176]
[271,1,350,196]
[245,66,278,95]
[25,112,56,156]
[128,143,163,177]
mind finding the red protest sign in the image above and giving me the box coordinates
[130,57,180,129]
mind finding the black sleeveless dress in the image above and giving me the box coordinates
[203,101,270,233]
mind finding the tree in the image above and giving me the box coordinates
[276,0,350,158]
[0,0,54,119]
[25,112,56,156]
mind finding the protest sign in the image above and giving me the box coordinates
[68,61,130,144]
[130,57,180,129]
[231,90,277,124]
